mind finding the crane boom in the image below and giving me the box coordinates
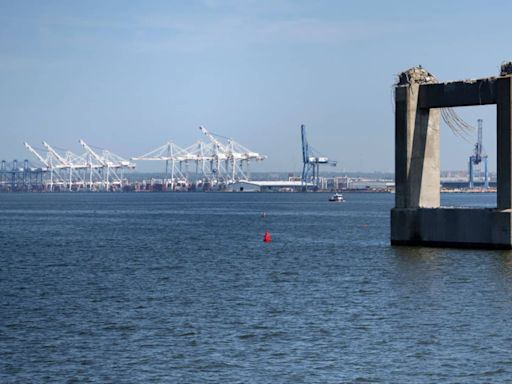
[24,142,50,168]
[301,124,309,164]
[79,139,106,166]
[475,118,483,161]
[468,118,489,189]
[300,124,337,188]
[199,126,228,153]
[43,141,69,166]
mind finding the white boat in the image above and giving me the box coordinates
[328,193,345,202]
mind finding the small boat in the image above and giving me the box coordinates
[328,193,345,202]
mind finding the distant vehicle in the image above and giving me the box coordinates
[328,193,345,202]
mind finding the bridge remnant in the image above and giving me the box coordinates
[391,62,512,249]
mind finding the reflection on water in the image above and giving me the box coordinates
[492,251,512,285]
[394,245,446,263]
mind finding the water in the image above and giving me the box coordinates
[1,192,512,383]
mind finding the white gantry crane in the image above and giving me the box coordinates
[199,125,266,184]
[23,140,135,191]
[23,142,51,170]
[199,126,229,183]
[79,139,135,191]
[131,127,266,190]
[21,126,265,192]
[24,142,61,190]
[132,141,190,190]
[43,141,89,191]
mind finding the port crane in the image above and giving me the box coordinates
[21,139,136,191]
[301,124,336,189]
[24,142,65,190]
[131,128,266,190]
[79,139,135,190]
[468,119,489,189]
[199,126,229,181]
[23,142,50,169]
[199,126,266,183]
[19,127,265,192]
[132,141,191,189]
[43,141,89,191]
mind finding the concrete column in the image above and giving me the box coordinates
[394,86,408,208]
[395,83,440,208]
[497,77,512,210]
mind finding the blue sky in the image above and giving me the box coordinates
[1,0,511,172]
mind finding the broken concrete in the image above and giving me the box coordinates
[392,64,512,249]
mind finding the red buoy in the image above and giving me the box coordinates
[263,230,272,243]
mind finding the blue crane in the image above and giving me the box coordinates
[301,124,336,190]
[468,119,489,189]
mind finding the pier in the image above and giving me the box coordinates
[391,62,512,249]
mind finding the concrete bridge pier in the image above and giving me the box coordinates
[391,64,512,249]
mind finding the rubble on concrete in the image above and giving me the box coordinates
[500,61,512,76]
[396,66,437,86]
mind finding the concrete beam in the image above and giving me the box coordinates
[394,83,440,208]
[391,208,512,249]
[393,66,512,249]
[418,78,498,109]
[497,76,512,209]
[394,86,408,208]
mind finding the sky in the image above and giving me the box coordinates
[1,0,511,173]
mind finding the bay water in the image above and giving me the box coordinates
[1,192,511,383]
